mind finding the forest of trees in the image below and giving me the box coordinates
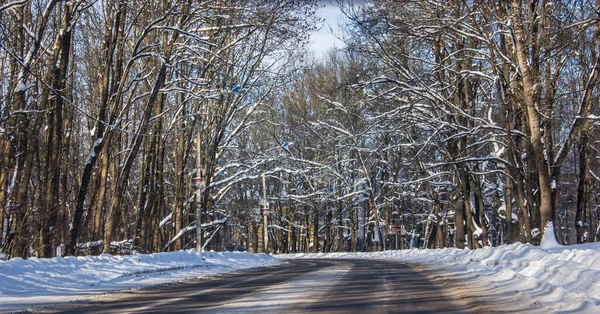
[1,0,599,259]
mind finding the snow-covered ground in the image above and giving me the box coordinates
[2,225,600,313]
[279,227,600,313]
[0,250,280,312]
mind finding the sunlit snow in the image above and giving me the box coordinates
[0,250,279,311]
[279,241,600,313]
[2,239,600,312]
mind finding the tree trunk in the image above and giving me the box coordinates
[454,195,466,249]
[575,133,590,243]
[526,147,540,243]
[504,166,514,244]
[92,135,111,244]
[325,209,333,252]
[40,2,73,257]
[350,206,357,252]
[103,65,168,253]
[458,168,477,248]
[511,0,554,239]
[9,96,40,258]
[574,7,600,243]
[66,2,126,256]
[385,199,391,250]
[251,220,258,253]
[134,141,153,251]
[172,106,193,251]
[311,206,318,253]
[433,188,444,248]
[337,202,345,252]
[6,2,56,258]
[0,144,8,247]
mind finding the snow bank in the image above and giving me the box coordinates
[0,250,279,310]
[279,242,600,313]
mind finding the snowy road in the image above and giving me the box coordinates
[38,259,477,313]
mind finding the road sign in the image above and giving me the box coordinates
[261,207,272,215]
[389,225,406,235]
[192,177,205,189]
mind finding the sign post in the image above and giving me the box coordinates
[194,106,207,253]
[388,225,405,250]
[261,173,270,253]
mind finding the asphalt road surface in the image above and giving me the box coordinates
[37,259,477,313]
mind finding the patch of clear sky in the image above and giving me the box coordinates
[310,0,347,57]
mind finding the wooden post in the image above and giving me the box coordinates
[262,173,269,253]
[194,106,206,253]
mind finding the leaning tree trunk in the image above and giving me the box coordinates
[66,1,126,256]
[103,65,168,253]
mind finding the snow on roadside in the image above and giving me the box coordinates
[0,250,279,311]
[278,241,600,313]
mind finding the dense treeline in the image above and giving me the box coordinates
[0,0,318,258]
[250,0,600,253]
[1,0,599,259]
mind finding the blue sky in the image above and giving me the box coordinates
[310,1,346,57]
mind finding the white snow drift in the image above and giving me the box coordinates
[279,228,600,313]
[0,250,279,311]
[2,223,600,313]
